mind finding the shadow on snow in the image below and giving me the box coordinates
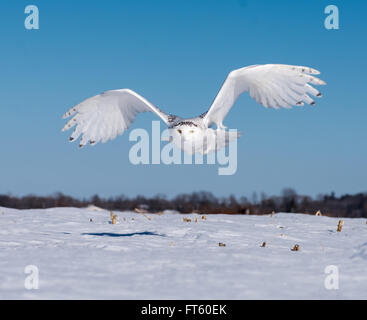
[81,231,165,237]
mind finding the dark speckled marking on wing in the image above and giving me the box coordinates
[200,112,208,119]
[176,121,198,127]
[168,115,177,123]
[169,121,199,129]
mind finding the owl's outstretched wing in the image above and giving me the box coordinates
[203,64,326,128]
[62,89,170,147]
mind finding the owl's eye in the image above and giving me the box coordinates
[190,130,195,134]
[177,129,182,134]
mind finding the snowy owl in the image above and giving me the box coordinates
[62,64,325,154]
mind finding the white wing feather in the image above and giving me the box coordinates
[203,64,326,128]
[62,89,169,147]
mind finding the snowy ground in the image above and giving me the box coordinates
[0,206,366,300]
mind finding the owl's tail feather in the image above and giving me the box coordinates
[201,129,241,155]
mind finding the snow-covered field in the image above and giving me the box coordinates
[0,206,366,300]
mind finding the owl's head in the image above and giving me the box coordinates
[172,123,201,141]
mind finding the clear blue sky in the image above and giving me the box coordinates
[0,0,366,199]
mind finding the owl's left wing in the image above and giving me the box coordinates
[203,64,326,128]
[62,89,170,147]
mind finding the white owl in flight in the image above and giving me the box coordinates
[62,64,326,154]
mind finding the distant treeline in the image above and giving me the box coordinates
[0,189,366,218]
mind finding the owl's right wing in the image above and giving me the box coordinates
[203,64,326,128]
[62,89,171,147]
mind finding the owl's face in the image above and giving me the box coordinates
[171,125,202,142]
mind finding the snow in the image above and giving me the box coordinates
[0,207,366,300]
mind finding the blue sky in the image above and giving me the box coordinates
[0,0,366,199]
